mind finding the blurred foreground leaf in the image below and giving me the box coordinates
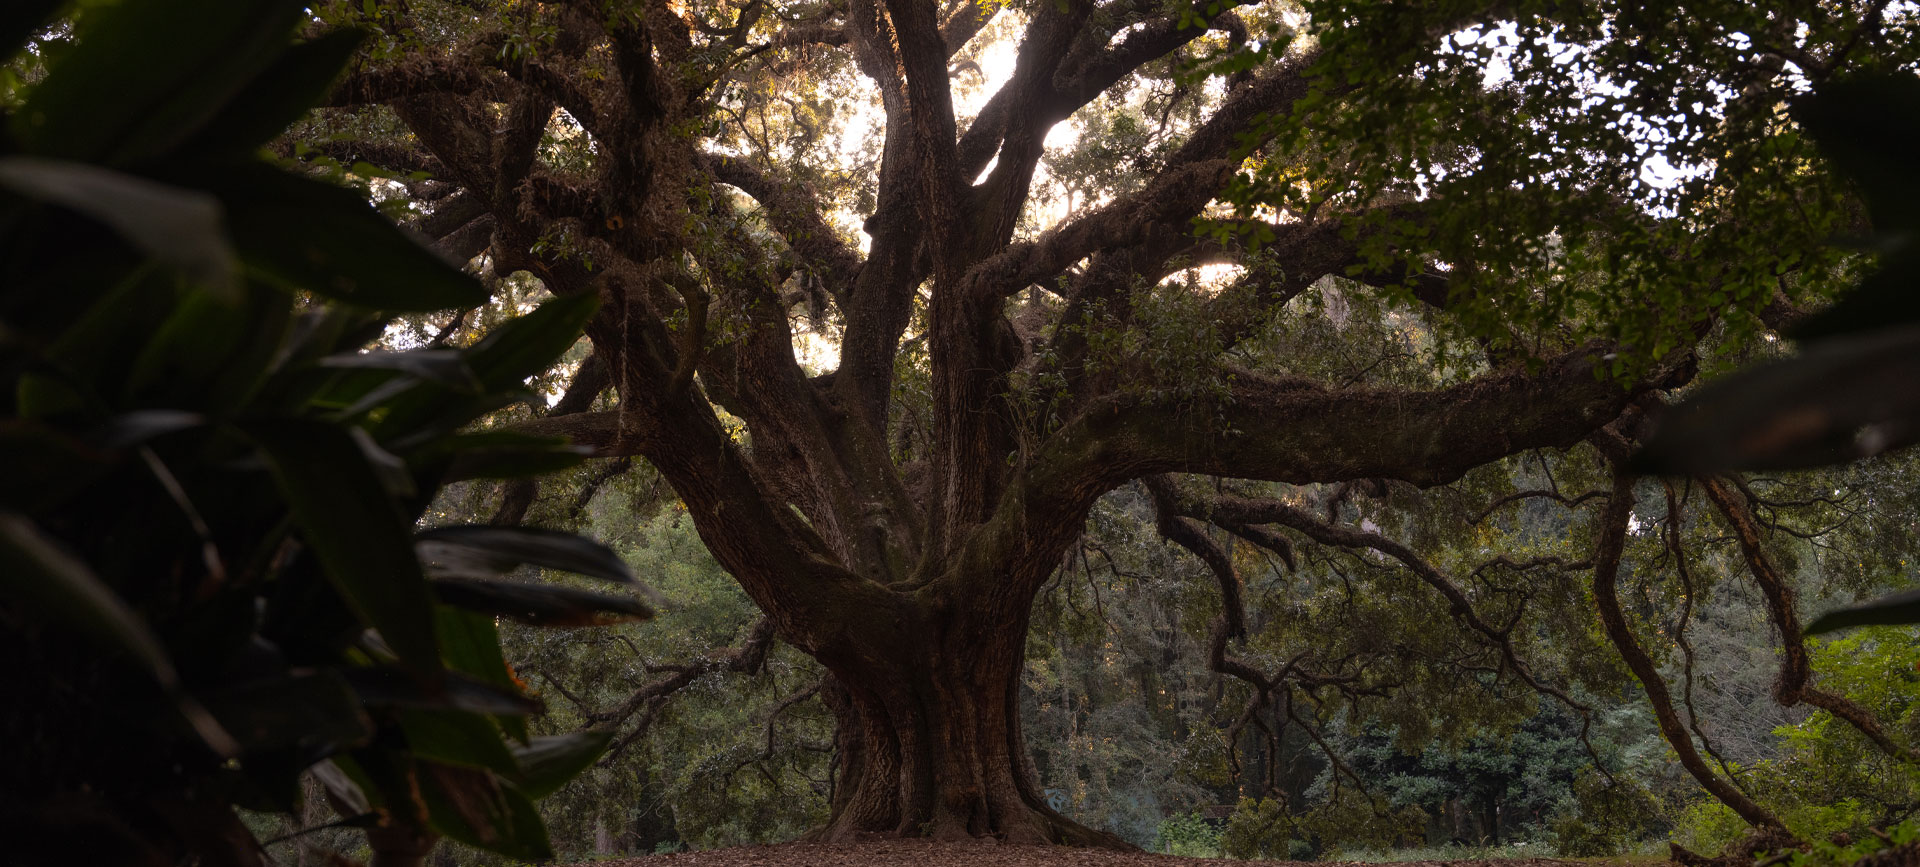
[1805,589,1920,635]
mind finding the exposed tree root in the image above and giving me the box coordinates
[1670,825,1805,867]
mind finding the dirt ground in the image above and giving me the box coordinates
[588,839,1658,867]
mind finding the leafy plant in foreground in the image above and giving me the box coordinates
[0,2,647,865]
[1783,820,1920,867]
[1669,629,1920,855]
[1636,73,1920,635]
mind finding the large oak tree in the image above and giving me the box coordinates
[307,0,1914,845]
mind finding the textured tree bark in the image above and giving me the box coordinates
[808,593,1129,848]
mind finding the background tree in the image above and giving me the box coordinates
[282,0,1920,847]
[1335,705,1592,844]
[280,0,1920,847]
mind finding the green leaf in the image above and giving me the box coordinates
[436,431,592,480]
[12,0,306,165]
[431,579,656,627]
[417,762,552,862]
[0,512,178,686]
[117,276,294,412]
[434,608,511,687]
[510,731,613,799]
[416,525,639,585]
[1788,74,1920,341]
[399,709,519,776]
[0,512,239,756]
[375,392,531,452]
[350,427,417,498]
[278,308,388,372]
[295,349,481,420]
[123,288,269,404]
[309,759,372,817]
[0,157,236,294]
[15,268,176,419]
[204,670,373,751]
[463,292,599,390]
[301,369,424,417]
[366,295,595,440]
[436,607,528,742]
[214,166,489,311]
[182,29,368,156]
[245,420,442,675]
[329,751,405,814]
[318,349,482,393]
[1805,588,1920,635]
[1790,250,1920,342]
[339,667,543,716]
[1793,74,1920,238]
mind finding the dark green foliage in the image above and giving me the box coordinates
[209,164,491,310]
[1220,797,1298,860]
[1673,629,1920,851]
[1807,589,1920,635]
[1788,75,1920,342]
[497,505,833,858]
[1635,73,1920,634]
[418,525,641,586]
[1548,771,1665,857]
[1153,810,1225,856]
[1233,0,1894,380]
[0,2,643,863]
[1330,705,1592,844]
[1635,72,1920,473]
[1782,819,1920,867]
[432,579,656,628]
[1635,325,1920,475]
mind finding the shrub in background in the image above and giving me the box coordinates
[1222,797,1305,860]
[1549,770,1666,857]
[1154,810,1224,857]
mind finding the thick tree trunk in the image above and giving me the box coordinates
[804,595,1129,848]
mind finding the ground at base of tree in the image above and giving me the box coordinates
[585,840,1670,867]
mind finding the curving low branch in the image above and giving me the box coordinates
[1662,480,1756,797]
[1699,475,1920,765]
[1590,466,1786,831]
[588,617,779,763]
[1154,480,1596,723]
